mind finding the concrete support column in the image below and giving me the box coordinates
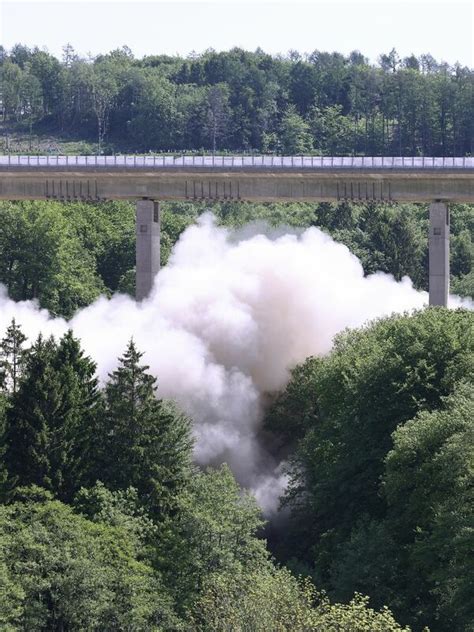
[136,200,160,301]
[429,201,449,307]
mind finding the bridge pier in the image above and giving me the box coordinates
[429,201,449,307]
[136,199,160,301]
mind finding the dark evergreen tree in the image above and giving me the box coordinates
[0,393,9,500]
[5,335,57,493]
[51,329,103,497]
[98,340,193,516]
[5,331,101,501]
[0,319,27,394]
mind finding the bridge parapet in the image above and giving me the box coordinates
[1,154,474,171]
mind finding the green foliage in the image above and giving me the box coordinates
[0,494,179,631]
[5,331,101,501]
[383,382,474,630]
[190,565,318,631]
[0,201,105,317]
[191,567,411,631]
[96,340,194,515]
[311,593,413,632]
[159,464,267,611]
[0,320,27,394]
[61,200,136,292]
[2,45,473,156]
[452,269,474,299]
[74,481,158,555]
[272,309,473,630]
[0,394,9,501]
[310,105,355,155]
[278,106,313,154]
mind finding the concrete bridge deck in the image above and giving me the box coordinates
[1,155,474,202]
[1,155,472,306]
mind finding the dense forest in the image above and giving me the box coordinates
[1,44,473,155]
[0,44,473,632]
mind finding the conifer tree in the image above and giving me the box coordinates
[0,319,27,394]
[51,330,103,497]
[99,340,193,516]
[6,335,57,492]
[0,394,9,499]
[5,331,101,500]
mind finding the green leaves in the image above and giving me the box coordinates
[274,308,473,630]
[383,383,474,630]
[0,496,179,631]
[0,201,105,318]
[158,464,267,611]
[278,106,314,154]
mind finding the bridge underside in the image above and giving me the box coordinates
[0,170,473,203]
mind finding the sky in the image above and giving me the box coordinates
[0,0,473,66]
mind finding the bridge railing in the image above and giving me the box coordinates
[0,155,473,169]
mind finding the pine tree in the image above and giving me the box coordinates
[0,319,27,394]
[51,330,103,498]
[99,340,193,516]
[5,331,101,500]
[6,335,57,492]
[0,394,10,500]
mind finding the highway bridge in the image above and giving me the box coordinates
[1,155,473,305]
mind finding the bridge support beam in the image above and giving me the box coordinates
[429,201,449,307]
[136,199,160,301]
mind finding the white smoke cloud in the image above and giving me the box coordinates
[0,214,471,513]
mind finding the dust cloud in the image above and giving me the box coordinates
[1,214,471,513]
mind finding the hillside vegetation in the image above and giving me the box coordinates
[1,45,473,155]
